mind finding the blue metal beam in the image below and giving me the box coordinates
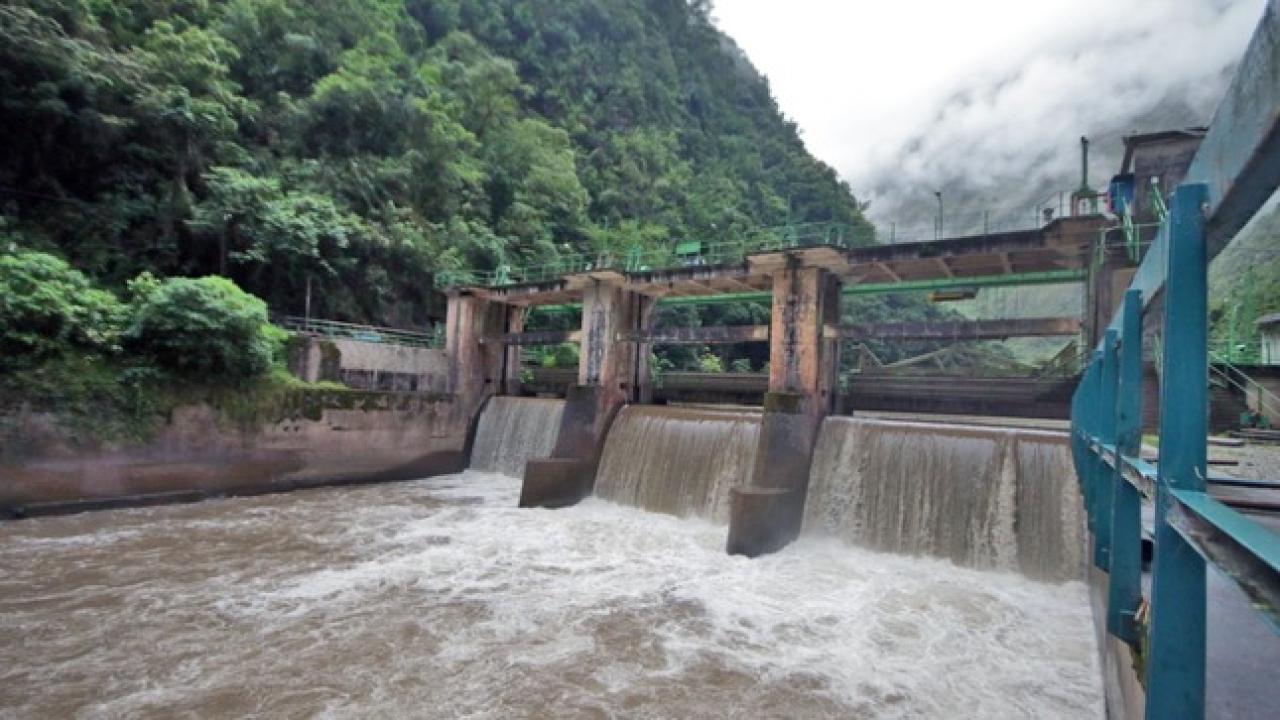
[1145,184,1210,720]
[1094,330,1120,570]
[1107,289,1144,644]
[1168,489,1280,630]
[1184,0,1280,258]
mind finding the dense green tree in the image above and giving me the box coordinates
[126,274,276,378]
[0,250,127,367]
[1,0,875,330]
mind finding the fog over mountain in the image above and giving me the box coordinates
[713,0,1266,237]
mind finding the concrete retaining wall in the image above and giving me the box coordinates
[290,336,448,392]
[0,391,468,515]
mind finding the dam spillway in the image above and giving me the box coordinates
[803,417,1084,580]
[467,397,566,477]
[594,405,761,523]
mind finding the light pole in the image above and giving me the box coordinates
[934,191,944,240]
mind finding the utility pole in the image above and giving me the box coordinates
[934,191,944,240]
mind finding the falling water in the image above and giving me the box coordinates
[1014,433,1087,580]
[804,417,1084,579]
[467,396,565,476]
[594,405,760,523]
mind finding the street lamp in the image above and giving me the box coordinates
[934,191,944,240]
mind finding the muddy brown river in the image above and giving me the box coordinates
[0,472,1101,718]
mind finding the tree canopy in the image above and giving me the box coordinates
[1,0,872,327]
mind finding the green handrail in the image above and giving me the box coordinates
[437,221,874,289]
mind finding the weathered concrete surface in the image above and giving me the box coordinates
[767,264,840,401]
[519,458,593,508]
[446,291,509,421]
[289,336,449,392]
[1087,243,1137,348]
[331,338,448,392]
[502,307,527,397]
[732,264,841,556]
[524,384,626,508]
[0,393,467,515]
[726,486,802,557]
[578,280,651,402]
[516,281,653,510]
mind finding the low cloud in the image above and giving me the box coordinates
[713,0,1264,236]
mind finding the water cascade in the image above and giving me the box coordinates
[594,405,761,523]
[803,417,1084,580]
[468,397,566,476]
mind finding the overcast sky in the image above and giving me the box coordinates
[712,0,1266,228]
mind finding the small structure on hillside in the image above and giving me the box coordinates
[1258,313,1280,366]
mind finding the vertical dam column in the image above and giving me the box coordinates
[446,290,509,422]
[728,261,841,556]
[520,279,652,508]
[502,306,527,397]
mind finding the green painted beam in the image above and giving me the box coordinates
[842,269,1086,295]
[527,269,1086,315]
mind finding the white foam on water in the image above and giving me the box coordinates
[0,471,1101,718]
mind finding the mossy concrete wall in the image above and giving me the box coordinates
[0,390,467,515]
[288,336,448,392]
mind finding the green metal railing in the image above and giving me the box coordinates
[437,222,875,288]
[436,196,1110,291]
[1209,351,1280,424]
[1072,183,1280,720]
[278,316,444,349]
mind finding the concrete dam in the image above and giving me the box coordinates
[4,6,1278,716]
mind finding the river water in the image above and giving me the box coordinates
[0,471,1101,718]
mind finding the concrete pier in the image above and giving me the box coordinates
[728,264,841,556]
[521,281,653,508]
[445,291,508,421]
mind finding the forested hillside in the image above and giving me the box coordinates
[0,0,870,326]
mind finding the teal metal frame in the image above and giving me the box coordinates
[1071,183,1280,719]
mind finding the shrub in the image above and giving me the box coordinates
[0,251,126,367]
[540,342,580,369]
[697,352,724,373]
[126,276,274,379]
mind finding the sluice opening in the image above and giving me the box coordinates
[467,396,566,476]
[803,417,1084,581]
[594,405,761,523]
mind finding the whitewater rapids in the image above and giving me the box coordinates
[0,471,1100,718]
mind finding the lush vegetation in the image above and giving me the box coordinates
[0,249,303,442]
[2,250,280,375]
[1,0,1024,443]
[0,248,125,364]
[1,0,871,328]
[1208,202,1280,359]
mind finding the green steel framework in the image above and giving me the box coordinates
[522,269,1086,317]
